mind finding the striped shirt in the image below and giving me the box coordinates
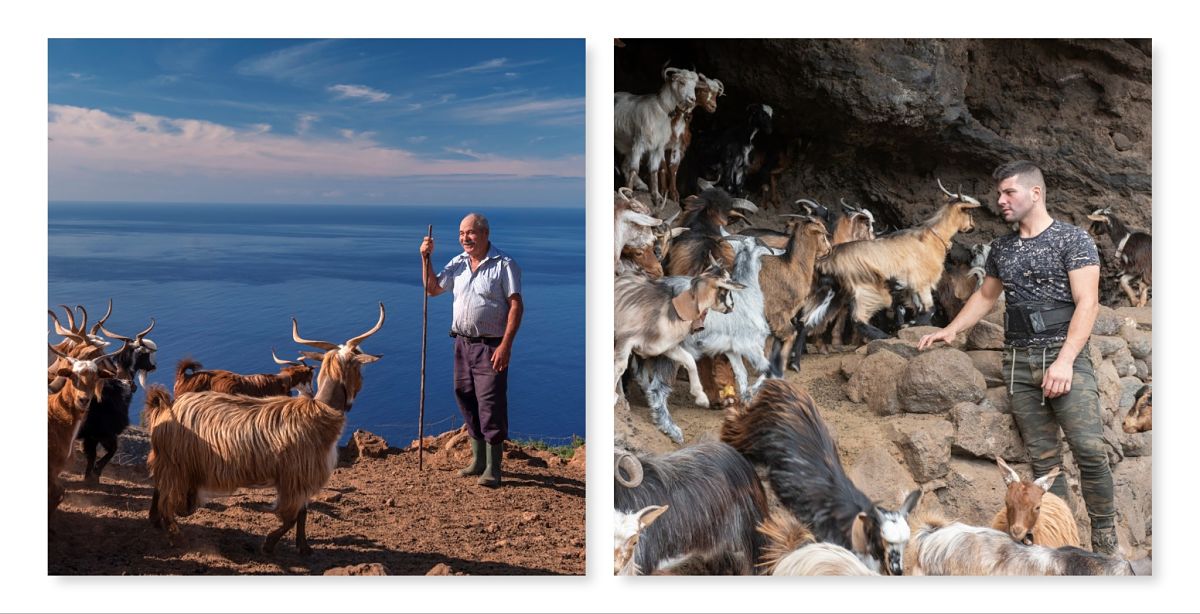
[437,244,522,338]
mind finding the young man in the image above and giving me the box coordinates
[917,161,1118,555]
[421,213,523,488]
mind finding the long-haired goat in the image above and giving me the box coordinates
[909,513,1150,575]
[1087,207,1152,307]
[615,66,700,207]
[614,504,670,575]
[721,379,921,574]
[757,509,879,576]
[47,339,118,515]
[990,459,1080,548]
[1123,384,1152,433]
[793,180,981,368]
[615,442,768,575]
[663,187,758,276]
[810,199,877,355]
[146,304,384,554]
[934,243,990,326]
[173,351,315,398]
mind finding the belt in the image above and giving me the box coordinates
[1005,302,1076,335]
[450,332,502,343]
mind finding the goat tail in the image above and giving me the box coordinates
[143,384,174,425]
[176,357,202,382]
[756,509,816,574]
[798,273,845,331]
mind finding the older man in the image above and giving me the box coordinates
[421,213,523,487]
[918,161,1117,555]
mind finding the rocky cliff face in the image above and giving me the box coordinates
[616,39,1152,303]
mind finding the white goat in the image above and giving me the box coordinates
[615,66,699,207]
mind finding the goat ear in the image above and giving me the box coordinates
[637,504,669,530]
[671,290,701,322]
[300,350,326,363]
[54,366,74,378]
[48,376,67,394]
[851,512,869,554]
[1034,467,1061,492]
[899,489,922,516]
[997,457,1021,485]
[355,352,382,365]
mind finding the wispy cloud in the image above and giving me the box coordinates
[453,97,584,126]
[432,57,547,78]
[406,135,428,144]
[296,113,319,134]
[48,104,583,181]
[67,72,94,81]
[328,83,391,103]
[234,40,339,83]
[443,147,485,160]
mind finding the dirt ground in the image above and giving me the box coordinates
[48,431,586,576]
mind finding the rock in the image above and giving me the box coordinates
[319,491,343,504]
[1114,306,1152,328]
[1095,359,1122,421]
[984,386,1011,414]
[1101,424,1126,465]
[425,563,454,576]
[967,350,1004,387]
[846,445,919,505]
[1142,353,1152,378]
[1112,456,1153,558]
[982,297,1005,327]
[1133,359,1149,382]
[1118,376,1145,411]
[348,429,390,460]
[950,402,1028,462]
[896,348,986,414]
[864,338,921,358]
[886,415,955,482]
[568,444,586,471]
[847,350,909,416]
[1119,429,1152,458]
[1089,334,1127,358]
[840,353,864,380]
[1121,328,1152,360]
[1111,347,1137,378]
[1111,130,1133,151]
[966,320,1005,350]
[325,563,389,576]
[525,456,549,468]
[897,326,965,350]
[521,511,541,523]
[1092,305,1124,336]
[934,457,1010,527]
[384,497,397,507]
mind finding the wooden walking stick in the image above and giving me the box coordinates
[419,224,432,471]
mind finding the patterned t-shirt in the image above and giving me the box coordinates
[984,220,1100,347]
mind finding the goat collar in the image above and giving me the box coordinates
[927,227,950,251]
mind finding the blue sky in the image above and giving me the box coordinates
[48,39,584,206]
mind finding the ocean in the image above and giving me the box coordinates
[48,202,586,447]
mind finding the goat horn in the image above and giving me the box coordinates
[48,310,73,339]
[615,452,644,488]
[98,324,132,343]
[996,457,1021,485]
[47,342,75,362]
[697,177,716,191]
[89,299,113,336]
[58,304,76,333]
[292,318,339,351]
[135,318,156,343]
[840,197,857,212]
[344,302,386,350]
[793,198,822,214]
[76,305,89,335]
[272,348,300,366]
[936,178,957,198]
[731,198,758,213]
[52,326,88,347]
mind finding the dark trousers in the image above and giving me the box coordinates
[453,336,508,444]
[1003,343,1116,530]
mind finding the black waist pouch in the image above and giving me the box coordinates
[1005,301,1076,340]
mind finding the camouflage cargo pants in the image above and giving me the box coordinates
[1003,343,1116,531]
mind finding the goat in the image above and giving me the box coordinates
[793,180,982,368]
[1087,208,1152,307]
[1122,384,1152,433]
[615,188,663,269]
[720,379,921,574]
[47,303,110,367]
[173,351,315,398]
[663,187,758,276]
[934,243,990,326]
[909,513,1151,575]
[745,133,797,210]
[146,303,384,554]
[811,199,878,355]
[615,442,768,575]
[615,262,741,442]
[47,339,118,515]
[692,104,774,197]
[757,215,831,376]
[615,66,700,207]
[659,74,724,204]
[614,504,670,575]
[757,509,879,576]
[990,459,1080,548]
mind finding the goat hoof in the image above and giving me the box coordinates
[298,544,313,557]
[694,395,710,408]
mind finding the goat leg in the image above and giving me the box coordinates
[855,320,891,341]
[1119,273,1139,307]
[83,438,100,484]
[262,514,300,555]
[913,308,934,327]
[295,505,312,556]
[149,489,163,528]
[92,434,119,482]
[789,324,810,372]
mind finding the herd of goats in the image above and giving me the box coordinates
[613,65,1153,575]
[47,300,385,555]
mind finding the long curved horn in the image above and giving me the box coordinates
[75,305,88,335]
[58,305,77,333]
[615,452,644,488]
[272,348,300,366]
[48,342,75,362]
[697,177,716,191]
[292,318,339,351]
[89,299,113,336]
[936,178,957,199]
[98,324,132,343]
[793,198,822,216]
[49,310,73,338]
[344,302,386,350]
[840,197,856,212]
[135,318,156,343]
[731,198,758,213]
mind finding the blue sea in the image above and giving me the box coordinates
[48,202,585,447]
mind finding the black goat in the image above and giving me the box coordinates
[721,379,921,575]
[1087,208,1152,307]
[692,104,774,197]
[76,320,158,483]
[614,441,768,575]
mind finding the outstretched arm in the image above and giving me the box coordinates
[917,276,1004,350]
[421,237,446,297]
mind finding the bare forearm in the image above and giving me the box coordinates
[421,257,444,296]
[501,299,523,347]
[945,289,999,336]
[1058,298,1098,363]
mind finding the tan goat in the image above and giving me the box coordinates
[47,339,118,515]
[991,458,1080,548]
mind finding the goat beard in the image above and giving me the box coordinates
[138,370,148,390]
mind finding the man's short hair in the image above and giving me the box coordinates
[992,160,1045,190]
[463,212,490,231]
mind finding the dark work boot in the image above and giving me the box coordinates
[459,438,486,477]
[1090,523,1120,556]
[477,442,503,488]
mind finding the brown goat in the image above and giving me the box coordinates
[990,459,1080,548]
[1122,385,1152,433]
[147,304,384,554]
[173,352,314,398]
[758,216,831,376]
[47,340,117,515]
[813,201,878,354]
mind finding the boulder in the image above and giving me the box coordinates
[1110,347,1137,378]
[886,415,955,482]
[847,350,909,416]
[1095,359,1122,421]
[864,338,921,359]
[343,429,390,463]
[568,444,586,471]
[1119,429,1152,458]
[967,350,1004,387]
[839,353,864,380]
[897,326,965,350]
[1089,334,1127,358]
[1121,328,1152,360]
[325,563,389,576]
[1111,456,1153,559]
[950,402,1028,462]
[1091,305,1124,336]
[982,297,1006,327]
[984,386,1011,414]
[934,457,1010,527]
[1133,359,1149,382]
[846,445,919,505]
[1114,306,1152,328]
[966,320,1005,350]
[1118,376,1145,411]
[896,348,986,414]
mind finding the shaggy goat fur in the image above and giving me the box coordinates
[757,509,878,576]
[48,342,116,515]
[173,357,314,398]
[990,460,1081,548]
[1123,385,1152,433]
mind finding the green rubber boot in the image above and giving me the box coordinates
[459,438,486,477]
[477,442,503,488]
